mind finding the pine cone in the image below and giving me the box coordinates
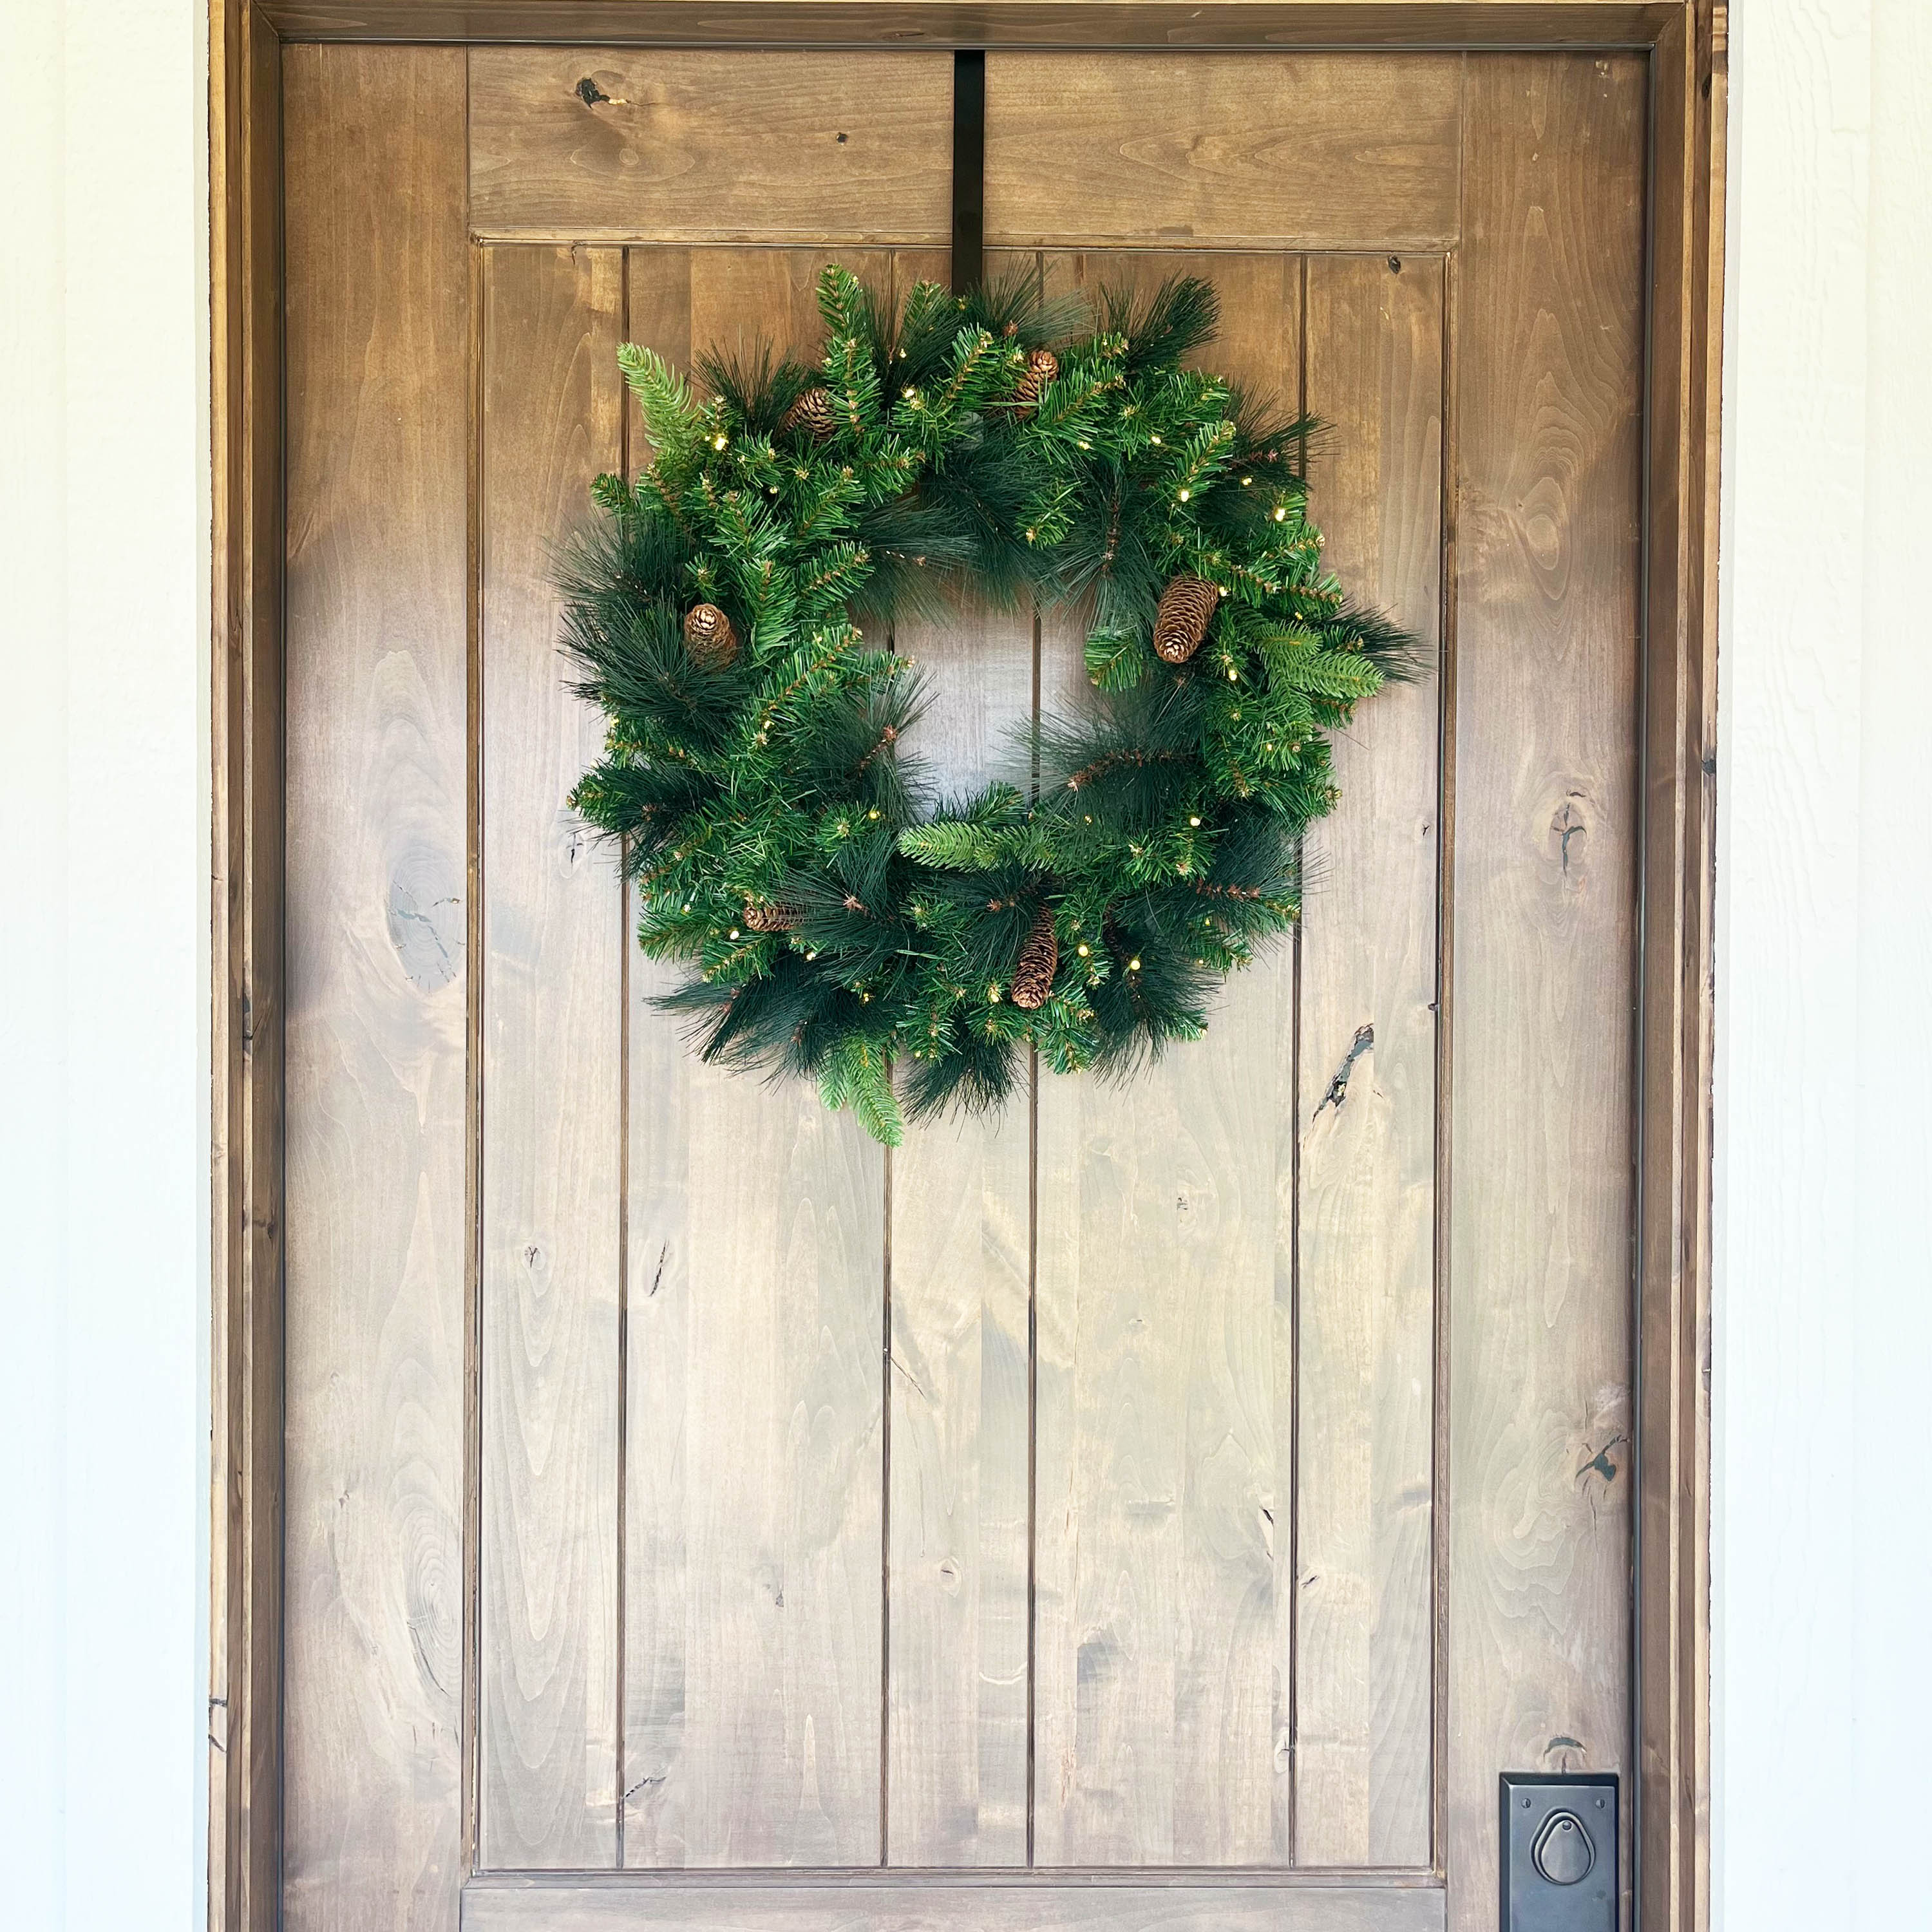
[779,386,835,440]
[683,602,739,670]
[1011,905,1059,1011]
[1012,347,1059,419]
[742,900,802,934]
[1152,574,1222,665]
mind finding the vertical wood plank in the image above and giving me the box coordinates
[1638,15,1724,1931]
[1448,52,1645,1932]
[621,247,887,1871]
[479,242,627,1871]
[1294,252,1443,1871]
[884,247,1037,1873]
[211,9,286,1928]
[614,245,694,1876]
[281,43,469,1932]
[1032,251,1302,1870]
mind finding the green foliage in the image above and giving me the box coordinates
[564,265,1419,1141]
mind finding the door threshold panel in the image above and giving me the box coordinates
[461,1875,1447,1931]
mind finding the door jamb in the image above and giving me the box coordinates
[207,5,1724,1927]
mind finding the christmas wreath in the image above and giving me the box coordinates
[565,265,1415,1144]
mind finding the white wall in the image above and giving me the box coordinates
[1717,1,1932,1927]
[0,2,209,1929]
[1,2,1929,1928]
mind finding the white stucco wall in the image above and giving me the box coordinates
[0,2,210,1928]
[1716,3,1932,1927]
[0,2,1927,1927]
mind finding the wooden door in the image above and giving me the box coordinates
[279,41,1643,1932]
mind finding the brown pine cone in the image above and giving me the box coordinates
[1010,905,1059,1011]
[778,386,835,440]
[742,900,803,934]
[1152,574,1222,665]
[683,601,739,670]
[1011,347,1059,419]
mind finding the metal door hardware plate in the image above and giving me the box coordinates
[1500,1773,1618,1932]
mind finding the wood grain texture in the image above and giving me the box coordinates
[265,1,1681,52]
[281,42,470,1932]
[1637,12,1722,1931]
[985,55,1462,251]
[247,26,1719,1931]
[460,1877,1448,1932]
[1293,253,1442,1871]
[479,243,627,1870]
[1030,250,1302,1870]
[885,245,1036,1871]
[1447,51,1644,1932]
[469,50,952,242]
[210,8,285,1931]
[621,247,889,1871]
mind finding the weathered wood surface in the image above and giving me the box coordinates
[1030,250,1303,1868]
[884,247,1035,1871]
[1292,252,1441,1871]
[1446,52,1644,1932]
[267,1,1680,51]
[1636,12,1724,1930]
[281,41,470,1932]
[460,1876,1449,1932]
[621,247,889,1871]
[272,38,1654,1920]
[985,55,1462,252]
[211,10,287,1930]
[479,242,627,1869]
[469,50,952,243]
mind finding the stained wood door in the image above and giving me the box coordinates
[279,41,1643,1932]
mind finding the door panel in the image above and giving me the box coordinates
[480,240,627,1871]
[468,50,953,243]
[1026,248,1309,1871]
[983,55,1463,252]
[1294,253,1443,1873]
[614,247,902,1876]
[884,240,1037,1870]
[280,40,1645,1932]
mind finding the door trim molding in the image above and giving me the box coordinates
[258,1,1680,52]
[208,5,1723,1928]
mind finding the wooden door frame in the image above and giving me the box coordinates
[209,4,1723,1927]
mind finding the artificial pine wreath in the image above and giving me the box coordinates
[565,265,1416,1145]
